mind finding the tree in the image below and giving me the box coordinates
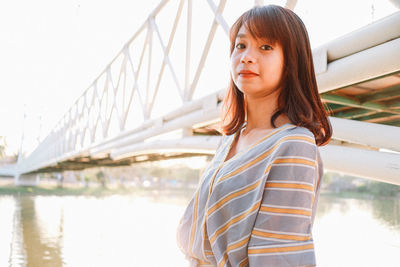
[96,170,106,187]
[0,136,7,159]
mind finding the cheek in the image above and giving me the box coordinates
[230,55,239,78]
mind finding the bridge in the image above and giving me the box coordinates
[2,0,400,186]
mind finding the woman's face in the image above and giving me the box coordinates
[231,25,284,98]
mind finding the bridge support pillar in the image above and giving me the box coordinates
[14,173,19,185]
[56,173,64,188]
[14,173,40,186]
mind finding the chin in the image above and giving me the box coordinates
[237,86,262,96]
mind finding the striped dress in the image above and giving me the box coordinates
[176,123,323,267]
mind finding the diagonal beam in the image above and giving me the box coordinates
[358,84,400,103]
[185,0,192,97]
[185,0,227,101]
[385,119,400,126]
[322,94,400,115]
[339,109,378,119]
[326,103,348,111]
[147,0,185,116]
[364,114,400,123]
[151,17,184,98]
[389,101,400,108]
[284,0,298,10]
[123,48,145,125]
[355,112,394,122]
[327,104,352,114]
[145,21,153,119]
[206,0,229,35]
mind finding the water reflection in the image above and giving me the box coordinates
[18,197,64,267]
[314,195,400,267]
[0,190,399,267]
[371,197,400,227]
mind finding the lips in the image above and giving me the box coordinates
[238,70,258,78]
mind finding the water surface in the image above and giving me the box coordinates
[0,191,399,267]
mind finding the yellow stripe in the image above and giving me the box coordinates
[218,150,273,183]
[217,135,314,184]
[264,164,272,174]
[265,182,314,191]
[204,250,214,256]
[198,259,211,264]
[218,253,229,267]
[239,258,248,267]
[210,201,260,244]
[207,179,262,217]
[252,229,311,241]
[273,158,316,167]
[248,243,314,254]
[218,236,251,267]
[228,236,251,253]
[259,206,312,216]
[189,190,199,257]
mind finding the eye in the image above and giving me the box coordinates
[235,43,245,49]
[260,44,272,51]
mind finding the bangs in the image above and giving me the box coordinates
[242,7,282,44]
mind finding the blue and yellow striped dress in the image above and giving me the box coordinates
[177,123,323,267]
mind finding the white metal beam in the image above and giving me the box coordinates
[110,136,400,186]
[285,0,298,10]
[111,136,220,160]
[330,117,400,152]
[316,37,400,93]
[325,11,400,62]
[320,145,400,186]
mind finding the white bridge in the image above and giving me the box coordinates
[5,0,400,185]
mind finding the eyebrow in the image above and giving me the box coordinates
[236,33,276,45]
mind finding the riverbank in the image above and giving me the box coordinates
[1,183,399,202]
[0,178,198,206]
[0,184,137,196]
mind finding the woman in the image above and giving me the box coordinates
[177,5,332,267]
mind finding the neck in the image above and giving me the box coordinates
[244,90,290,132]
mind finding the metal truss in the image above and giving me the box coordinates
[14,0,400,186]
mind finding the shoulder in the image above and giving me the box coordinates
[273,125,317,160]
[286,125,315,140]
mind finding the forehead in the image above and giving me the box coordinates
[236,25,251,38]
[235,25,275,44]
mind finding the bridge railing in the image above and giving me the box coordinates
[16,1,400,186]
[17,0,258,173]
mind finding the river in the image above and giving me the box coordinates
[0,190,399,267]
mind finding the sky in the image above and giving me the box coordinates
[0,0,398,157]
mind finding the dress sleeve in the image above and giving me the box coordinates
[247,138,320,267]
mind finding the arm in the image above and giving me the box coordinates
[248,138,320,267]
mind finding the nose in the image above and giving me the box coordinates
[240,48,256,64]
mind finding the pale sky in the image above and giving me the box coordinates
[0,0,397,156]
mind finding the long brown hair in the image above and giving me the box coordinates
[221,5,332,146]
